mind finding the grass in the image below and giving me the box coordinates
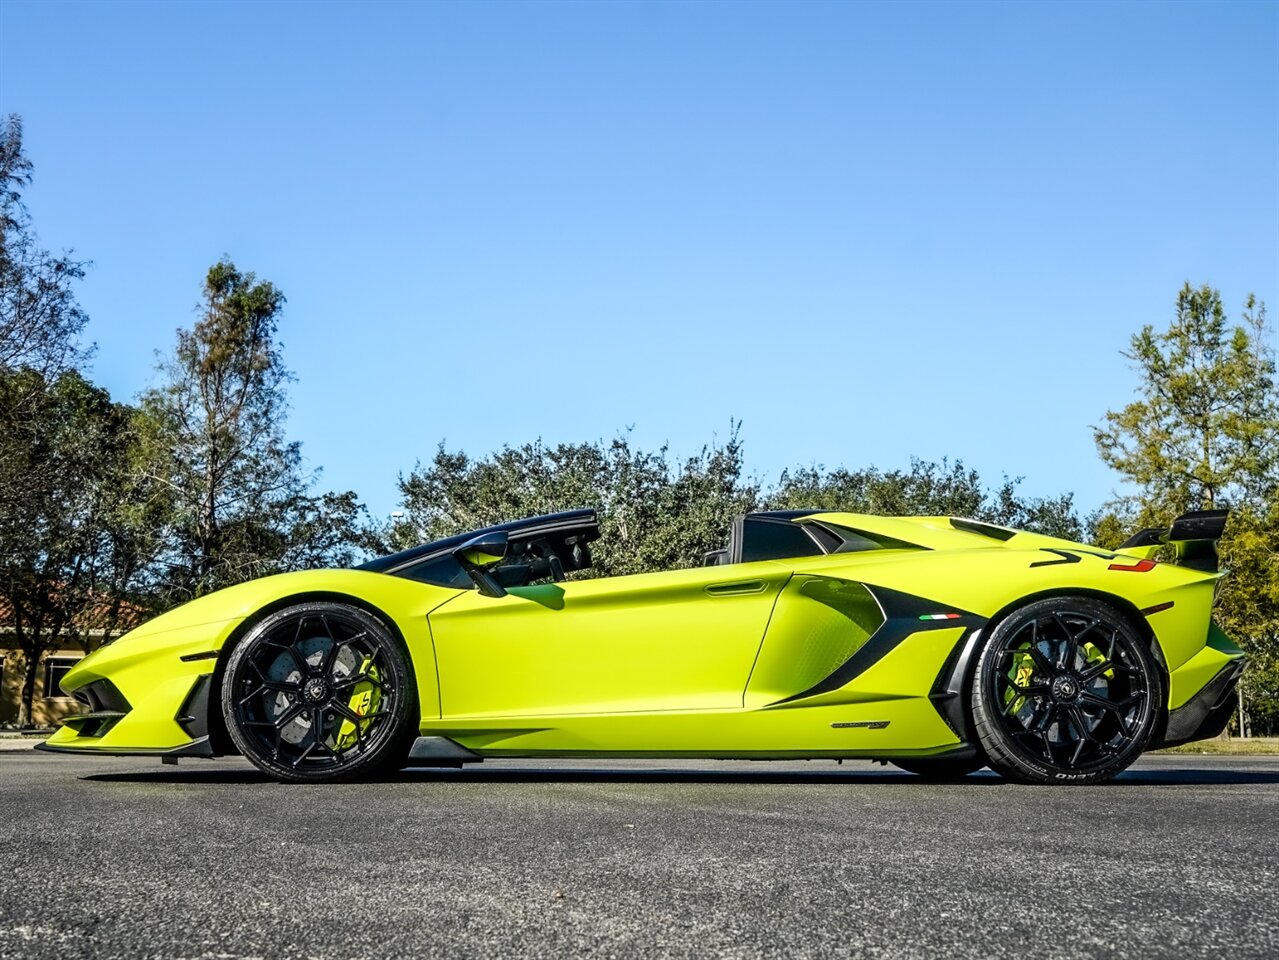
[1155,737,1279,755]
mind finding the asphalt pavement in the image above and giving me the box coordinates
[1,751,1276,960]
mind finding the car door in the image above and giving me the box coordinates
[427,560,791,718]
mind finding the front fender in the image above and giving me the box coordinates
[50,569,461,754]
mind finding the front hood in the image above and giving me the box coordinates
[118,570,353,645]
[71,569,459,687]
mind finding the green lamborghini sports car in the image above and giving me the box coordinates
[39,508,1244,785]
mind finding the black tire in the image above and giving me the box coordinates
[891,757,986,780]
[971,596,1162,785]
[221,602,417,783]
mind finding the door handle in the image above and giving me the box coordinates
[704,580,767,597]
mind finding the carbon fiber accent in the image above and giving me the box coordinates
[927,627,984,742]
[1154,658,1246,748]
[175,674,212,741]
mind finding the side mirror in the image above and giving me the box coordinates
[453,532,509,597]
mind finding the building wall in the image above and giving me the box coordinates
[0,642,86,727]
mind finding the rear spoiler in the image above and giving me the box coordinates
[1117,509,1230,572]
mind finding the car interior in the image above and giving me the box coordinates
[375,509,916,591]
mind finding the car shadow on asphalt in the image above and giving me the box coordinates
[81,767,1004,786]
[78,763,1279,787]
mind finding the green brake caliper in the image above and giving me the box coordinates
[1080,640,1113,681]
[335,656,381,751]
[1005,650,1035,714]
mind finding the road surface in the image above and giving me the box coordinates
[1,751,1276,959]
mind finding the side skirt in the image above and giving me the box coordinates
[406,735,483,766]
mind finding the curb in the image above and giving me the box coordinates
[0,738,45,752]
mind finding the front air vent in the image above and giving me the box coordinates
[76,678,131,716]
[63,679,132,739]
[175,675,212,740]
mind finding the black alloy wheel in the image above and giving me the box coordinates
[971,597,1161,785]
[891,757,987,780]
[222,602,417,783]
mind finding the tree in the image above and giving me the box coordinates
[600,429,757,575]
[140,260,366,603]
[0,368,144,725]
[1095,284,1277,512]
[1094,283,1279,734]
[390,436,1086,578]
[0,115,90,382]
[0,114,129,725]
[390,428,758,577]
[766,458,1087,541]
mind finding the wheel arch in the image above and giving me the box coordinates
[935,586,1170,752]
[206,590,416,756]
[985,587,1153,642]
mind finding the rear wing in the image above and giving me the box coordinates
[1117,509,1230,572]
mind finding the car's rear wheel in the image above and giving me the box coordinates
[222,602,417,783]
[891,757,986,780]
[971,596,1161,785]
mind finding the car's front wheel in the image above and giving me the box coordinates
[221,602,417,783]
[970,596,1161,785]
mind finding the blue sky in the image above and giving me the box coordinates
[1,0,1275,520]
